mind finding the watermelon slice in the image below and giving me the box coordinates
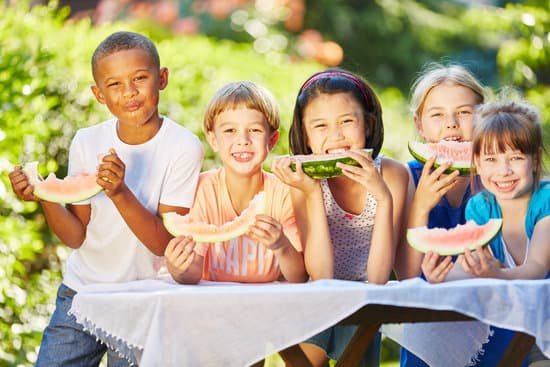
[407,219,503,256]
[163,191,265,243]
[408,141,472,175]
[281,148,373,179]
[23,162,103,204]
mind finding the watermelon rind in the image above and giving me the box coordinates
[287,148,374,179]
[408,141,471,176]
[407,219,503,256]
[23,161,103,204]
[163,191,265,243]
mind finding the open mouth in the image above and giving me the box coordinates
[232,152,254,161]
[326,147,350,154]
[441,136,463,142]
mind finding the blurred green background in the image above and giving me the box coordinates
[1,0,548,365]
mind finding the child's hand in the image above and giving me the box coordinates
[97,149,128,199]
[414,156,459,213]
[336,149,391,203]
[271,156,318,194]
[164,236,197,277]
[247,214,285,251]
[8,165,39,202]
[458,247,503,278]
[421,251,454,283]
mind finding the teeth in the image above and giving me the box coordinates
[233,152,253,159]
[495,181,514,188]
[327,148,349,154]
[443,137,462,142]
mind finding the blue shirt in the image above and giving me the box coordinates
[465,181,550,270]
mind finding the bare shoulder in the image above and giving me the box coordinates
[380,157,409,184]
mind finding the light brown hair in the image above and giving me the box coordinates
[203,81,280,133]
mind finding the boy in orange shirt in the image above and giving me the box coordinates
[165,81,307,283]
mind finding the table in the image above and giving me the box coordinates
[70,277,550,366]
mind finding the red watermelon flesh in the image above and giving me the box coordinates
[163,191,265,243]
[407,219,502,256]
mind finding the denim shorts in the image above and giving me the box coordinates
[35,283,133,367]
[305,324,381,366]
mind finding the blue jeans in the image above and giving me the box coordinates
[36,283,132,367]
[306,325,381,366]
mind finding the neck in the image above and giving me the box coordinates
[225,169,264,214]
[117,115,163,145]
[497,191,532,218]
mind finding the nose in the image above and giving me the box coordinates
[445,114,459,129]
[123,82,138,98]
[236,130,251,145]
[329,124,345,140]
[497,159,513,175]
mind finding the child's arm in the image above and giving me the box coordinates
[97,150,183,256]
[338,153,407,284]
[165,236,204,284]
[395,157,459,279]
[272,158,334,279]
[9,166,89,248]
[461,216,550,279]
[247,215,307,283]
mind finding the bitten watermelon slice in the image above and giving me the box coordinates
[407,219,503,256]
[23,162,103,204]
[408,141,472,175]
[281,148,373,179]
[163,191,265,243]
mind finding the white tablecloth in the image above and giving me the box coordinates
[69,277,550,367]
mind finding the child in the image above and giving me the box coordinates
[8,31,203,366]
[164,81,307,284]
[397,64,504,367]
[395,63,486,281]
[457,100,549,366]
[272,68,409,367]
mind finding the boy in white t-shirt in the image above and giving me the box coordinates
[8,31,203,366]
[164,81,307,284]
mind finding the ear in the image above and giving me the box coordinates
[159,67,169,91]
[206,130,219,152]
[91,85,106,105]
[268,130,280,150]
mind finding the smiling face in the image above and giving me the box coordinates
[207,106,279,177]
[415,82,479,143]
[91,48,167,129]
[302,92,366,154]
[475,145,536,201]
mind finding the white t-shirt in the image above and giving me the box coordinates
[63,117,203,291]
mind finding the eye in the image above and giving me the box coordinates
[135,74,147,81]
[312,123,326,129]
[223,128,236,134]
[457,110,472,116]
[342,119,354,124]
[429,113,443,118]
[249,127,264,133]
[482,156,496,162]
[511,155,525,161]
[107,81,120,87]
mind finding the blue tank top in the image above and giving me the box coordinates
[408,160,470,229]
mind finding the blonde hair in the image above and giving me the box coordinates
[472,100,546,187]
[203,81,280,133]
[410,63,486,119]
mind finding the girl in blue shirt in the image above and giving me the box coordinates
[423,100,549,366]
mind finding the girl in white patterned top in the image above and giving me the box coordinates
[272,68,410,367]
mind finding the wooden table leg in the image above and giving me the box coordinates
[335,322,382,367]
[278,344,314,367]
[497,332,535,367]
[249,359,265,367]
